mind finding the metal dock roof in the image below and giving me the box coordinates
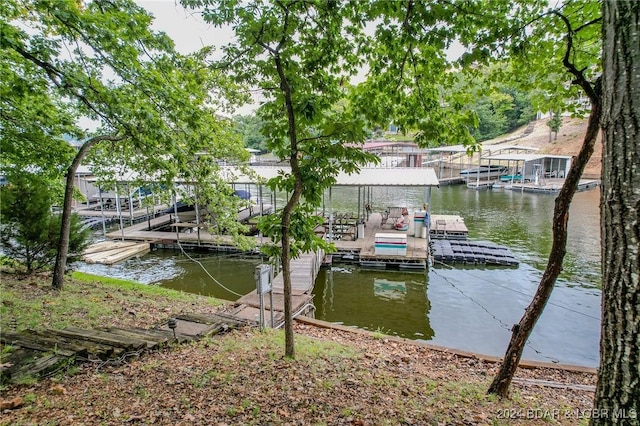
[227,166,440,187]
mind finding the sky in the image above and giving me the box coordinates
[139,1,465,55]
[139,1,233,54]
[139,1,259,113]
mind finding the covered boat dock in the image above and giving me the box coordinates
[226,166,442,270]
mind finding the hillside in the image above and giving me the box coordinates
[481,116,602,179]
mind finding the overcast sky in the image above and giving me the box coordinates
[139,1,234,54]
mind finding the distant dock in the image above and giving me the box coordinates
[510,178,601,194]
[465,177,601,193]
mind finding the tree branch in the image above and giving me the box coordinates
[553,11,599,103]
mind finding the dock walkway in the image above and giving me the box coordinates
[233,250,325,327]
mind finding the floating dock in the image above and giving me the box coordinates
[327,212,436,270]
[510,178,601,194]
[82,241,150,265]
[430,240,518,266]
[430,215,469,240]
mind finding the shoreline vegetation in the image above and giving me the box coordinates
[1,272,597,425]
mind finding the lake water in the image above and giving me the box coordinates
[77,185,602,367]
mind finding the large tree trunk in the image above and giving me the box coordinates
[487,98,602,397]
[52,134,123,290]
[280,182,303,358]
[592,1,640,422]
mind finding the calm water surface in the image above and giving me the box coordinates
[77,185,602,367]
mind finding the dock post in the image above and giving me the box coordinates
[255,264,272,331]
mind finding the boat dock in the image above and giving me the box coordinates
[464,177,601,193]
[83,203,471,270]
[510,178,601,193]
[80,204,274,264]
[325,212,468,270]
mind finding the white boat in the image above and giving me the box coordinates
[460,165,509,179]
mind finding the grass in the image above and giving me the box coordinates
[0,271,222,333]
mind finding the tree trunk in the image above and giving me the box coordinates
[280,184,302,358]
[52,134,124,290]
[274,53,302,358]
[592,1,640,422]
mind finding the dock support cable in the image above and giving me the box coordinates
[430,259,599,321]
[173,197,244,297]
[175,238,244,298]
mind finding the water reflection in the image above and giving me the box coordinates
[314,267,434,339]
[374,279,407,300]
[426,263,600,367]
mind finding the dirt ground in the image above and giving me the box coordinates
[0,321,597,426]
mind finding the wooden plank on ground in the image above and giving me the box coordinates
[105,327,173,344]
[512,378,596,392]
[101,329,166,348]
[11,353,70,382]
[0,332,77,357]
[231,305,284,327]
[50,327,146,351]
[174,313,223,325]
[14,329,118,358]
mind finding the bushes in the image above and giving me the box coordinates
[0,175,90,273]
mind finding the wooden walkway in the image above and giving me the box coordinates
[0,313,254,385]
[233,250,324,327]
